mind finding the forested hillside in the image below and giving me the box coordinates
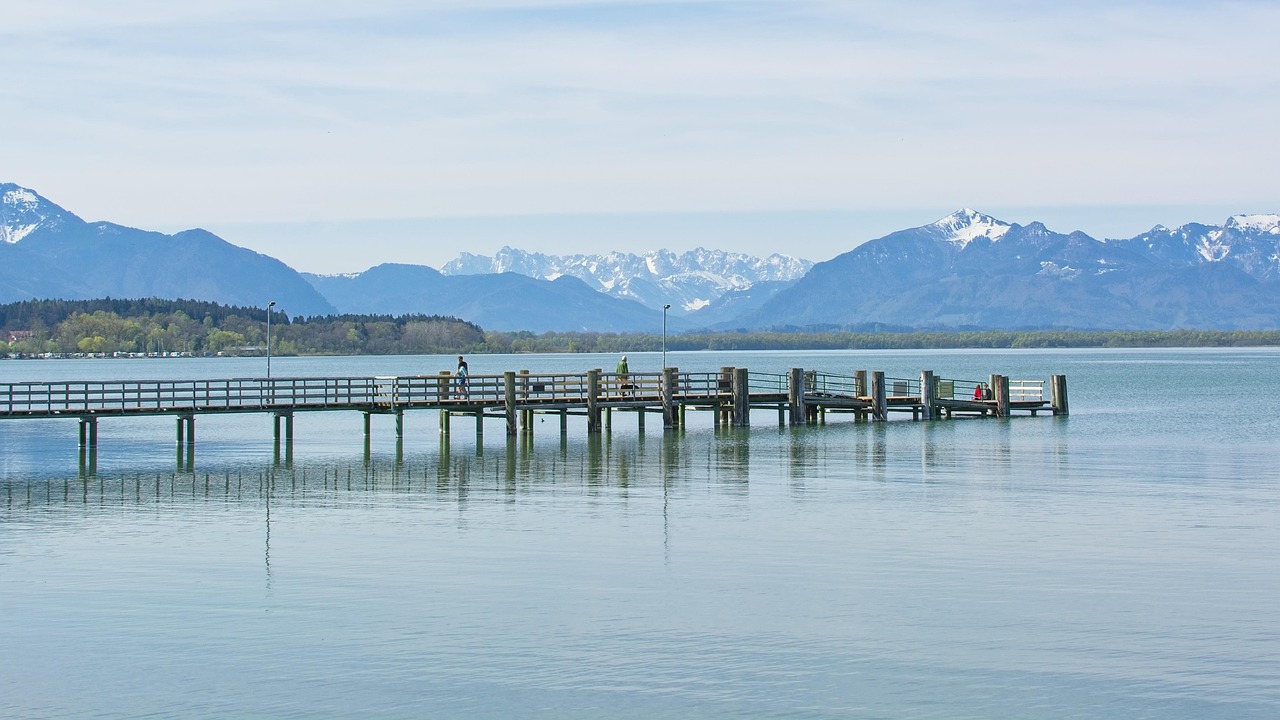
[0,299,485,356]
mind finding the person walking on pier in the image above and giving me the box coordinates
[456,355,469,399]
[616,355,632,397]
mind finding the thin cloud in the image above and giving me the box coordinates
[3,0,1277,267]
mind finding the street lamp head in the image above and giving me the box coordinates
[663,304,671,310]
[268,300,276,309]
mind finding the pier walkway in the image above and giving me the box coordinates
[2,366,1067,462]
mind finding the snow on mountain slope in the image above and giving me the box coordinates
[2,184,78,244]
[440,246,812,314]
[929,208,1012,247]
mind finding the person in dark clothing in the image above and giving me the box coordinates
[456,355,469,399]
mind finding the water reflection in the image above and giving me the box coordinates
[2,422,1038,522]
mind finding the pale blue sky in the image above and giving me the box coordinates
[4,1,1277,273]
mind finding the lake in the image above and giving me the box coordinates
[2,348,1278,719]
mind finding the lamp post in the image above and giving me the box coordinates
[266,300,276,378]
[662,303,671,370]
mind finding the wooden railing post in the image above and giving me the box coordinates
[520,370,532,433]
[995,375,1010,418]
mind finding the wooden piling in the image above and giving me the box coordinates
[855,370,868,397]
[732,366,750,427]
[788,367,805,426]
[871,371,887,422]
[995,375,1010,418]
[921,370,935,421]
[1051,375,1070,416]
[587,369,601,434]
[662,367,677,429]
[504,371,517,436]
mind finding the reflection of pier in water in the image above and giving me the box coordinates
[1,365,1068,476]
[2,423,1045,515]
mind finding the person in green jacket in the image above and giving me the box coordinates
[616,355,632,397]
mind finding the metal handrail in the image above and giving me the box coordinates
[885,377,920,397]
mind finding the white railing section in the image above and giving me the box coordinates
[1009,379,1045,402]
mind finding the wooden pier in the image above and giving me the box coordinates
[1,366,1067,471]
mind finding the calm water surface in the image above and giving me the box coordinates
[2,349,1278,719]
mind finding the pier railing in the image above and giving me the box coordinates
[934,377,988,401]
[885,376,921,398]
[748,371,789,395]
[1009,379,1045,403]
[806,372,860,397]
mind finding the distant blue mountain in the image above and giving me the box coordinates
[0,183,336,316]
[10,182,1280,332]
[732,209,1280,330]
[303,264,672,333]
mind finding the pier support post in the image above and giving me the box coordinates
[587,369,601,433]
[363,411,372,437]
[921,370,935,421]
[788,367,806,426]
[732,367,750,427]
[995,375,1011,418]
[273,411,294,466]
[504,371,517,436]
[78,417,98,477]
[395,410,404,439]
[871,371,887,422]
[855,370,868,398]
[662,367,677,429]
[78,416,98,448]
[1051,375,1069,416]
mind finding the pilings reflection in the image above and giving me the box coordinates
[4,422,1023,516]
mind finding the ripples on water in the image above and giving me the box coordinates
[3,350,1280,718]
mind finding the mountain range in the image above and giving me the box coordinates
[1,183,336,316]
[5,182,1280,332]
[440,247,811,316]
[739,208,1280,331]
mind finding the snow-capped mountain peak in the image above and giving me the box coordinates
[1226,214,1280,235]
[1,183,78,244]
[931,208,1012,247]
[440,246,812,315]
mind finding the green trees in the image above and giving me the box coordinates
[0,300,485,356]
[4,298,1280,357]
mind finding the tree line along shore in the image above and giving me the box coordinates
[3,298,1279,359]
